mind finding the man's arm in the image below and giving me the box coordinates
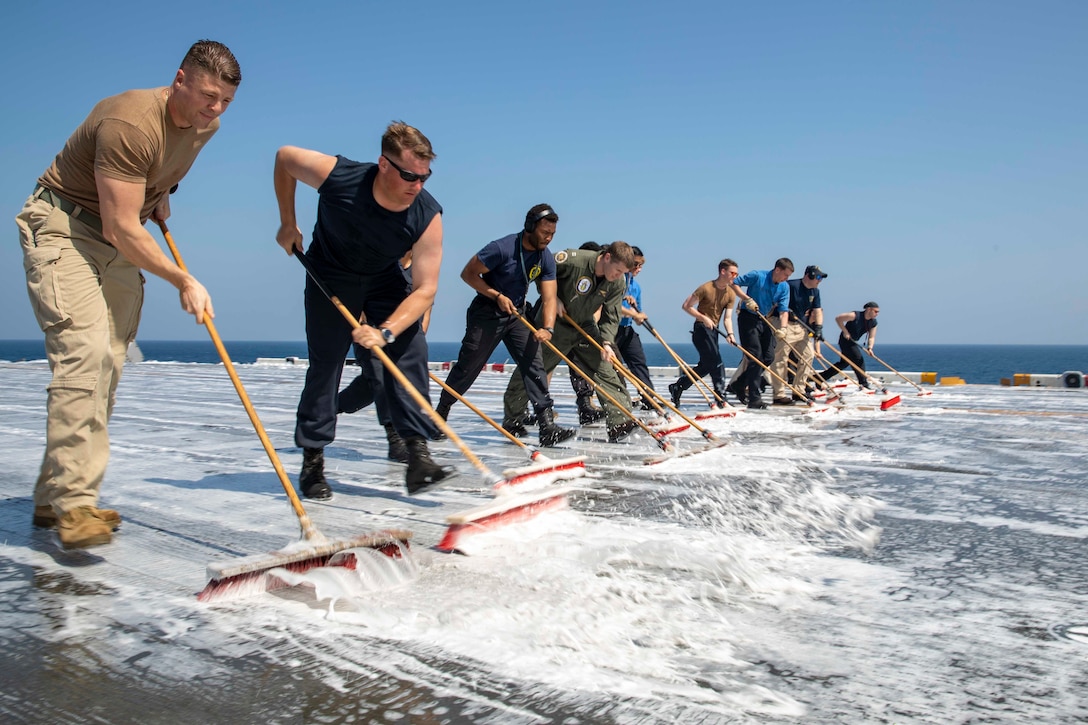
[274,146,338,255]
[620,301,648,325]
[460,254,518,315]
[836,311,856,340]
[536,279,558,342]
[596,283,624,362]
[682,290,714,328]
[96,174,213,323]
[354,214,444,349]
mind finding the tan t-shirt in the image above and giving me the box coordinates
[38,87,218,222]
[692,280,735,325]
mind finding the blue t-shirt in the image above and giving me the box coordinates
[619,274,642,328]
[309,157,442,276]
[476,232,557,307]
[734,269,790,317]
[786,278,822,324]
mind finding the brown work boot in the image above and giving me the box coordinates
[57,507,113,550]
[34,505,121,530]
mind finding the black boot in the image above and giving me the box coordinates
[502,417,529,437]
[384,423,409,463]
[607,420,639,443]
[299,447,332,500]
[537,408,576,447]
[404,436,456,495]
[431,401,450,441]
[668,380,684,406]
[577,395,605,425]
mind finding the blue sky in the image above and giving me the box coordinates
[2,1,1085,345]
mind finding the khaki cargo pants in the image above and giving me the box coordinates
[771,320,814,398]
[16,193,144,515]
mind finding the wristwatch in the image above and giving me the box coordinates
[380,328,396,345]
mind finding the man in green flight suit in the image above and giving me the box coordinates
[502,241,640,442]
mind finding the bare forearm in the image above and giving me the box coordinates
[541,297,557,329]
[110,223,190,289]
[380,288,437,337]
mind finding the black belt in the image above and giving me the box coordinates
[34,185,104,236]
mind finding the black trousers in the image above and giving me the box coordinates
[737,311,776,401]
[337,348,390,424]
[818,335,868,386]
[616,325,654,394]
[295,265,434,448]
[438,297,554,414]
[675,323,725,395]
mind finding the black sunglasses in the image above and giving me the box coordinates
[382,154,432,183]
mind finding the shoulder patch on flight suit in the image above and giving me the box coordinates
[575,276,593,294]
[554,251,568,263]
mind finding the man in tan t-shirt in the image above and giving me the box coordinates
[15,40,241,549]
[668,258,740,406]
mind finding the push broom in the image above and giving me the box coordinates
[639,317,737,420]
[866,348,932,398]
[793,318,901,410]
[560,313,705,439]
[427,380,582,554]
[713,327,833,413]
[294,254,573,553]
[428,373,587,491]
[155,221,410,603]
[626,298,734,416]
[512,311,674,453]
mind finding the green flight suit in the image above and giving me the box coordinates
[503,248,633,427]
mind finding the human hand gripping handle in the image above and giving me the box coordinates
[155,220,213,324]
[744,298,759,313]
[276,223,305,255]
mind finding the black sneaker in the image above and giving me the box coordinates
[607,420,639,443]
[668,381,683,406]
[299,447,332,500]
[747,398,768,410]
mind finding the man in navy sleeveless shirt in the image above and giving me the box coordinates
[273,121,453,498]
[816,302,880,388]
[435,204,574,447]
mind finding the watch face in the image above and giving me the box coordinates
[382,328,395,344]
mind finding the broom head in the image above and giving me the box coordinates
[197,529,412,602]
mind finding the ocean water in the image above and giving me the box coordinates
[2,339,1086,384]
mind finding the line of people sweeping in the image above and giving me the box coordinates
[17,39,885,550]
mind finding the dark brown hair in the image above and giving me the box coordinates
[180,40,241,86]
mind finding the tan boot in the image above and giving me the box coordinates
[34,505,121,530]
[57,507,113,550]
